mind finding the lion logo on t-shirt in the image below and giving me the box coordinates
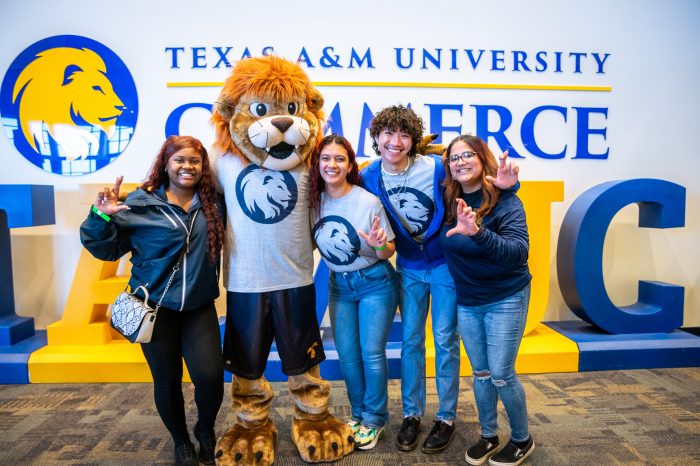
[313,215,361,266]
[388,187,434,237]
[236,165,298,224]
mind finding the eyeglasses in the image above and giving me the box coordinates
[448,151,478,164]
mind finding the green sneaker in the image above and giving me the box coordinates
[355,425,385,450]
[347,419,361,436]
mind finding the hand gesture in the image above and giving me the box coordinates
[94,176,130,215]
[358,215,387,249]
[485,150,519,189]
[446,198,479,237]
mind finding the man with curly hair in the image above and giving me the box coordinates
[361,105,519,455]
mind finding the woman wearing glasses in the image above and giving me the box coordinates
[439,134,534,466]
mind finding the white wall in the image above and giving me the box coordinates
[1,0,698,328]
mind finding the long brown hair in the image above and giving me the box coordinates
[141,135,225,264]
[308,134,361,217]
[442,134,500,225]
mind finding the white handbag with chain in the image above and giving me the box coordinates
[110,260,180,344]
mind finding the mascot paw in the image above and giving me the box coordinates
[291,414,355,463]
[215,419,277,465]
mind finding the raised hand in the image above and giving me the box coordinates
[94,176,130,215]
[485,150,519,189]
[358,215,387,249]
[446,198,479,237]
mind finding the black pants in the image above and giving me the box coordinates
[141,301,223,445]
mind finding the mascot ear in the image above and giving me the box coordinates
[416,133,446,156]
[307,87,324,113]
[214,95,236,120]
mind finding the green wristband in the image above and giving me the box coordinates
[92,205,111,222]
[374,243,387,251]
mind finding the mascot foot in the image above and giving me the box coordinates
[291,414,355,463]
[215,419,277,465]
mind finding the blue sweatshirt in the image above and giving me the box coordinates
[361,155,447,270]
[440,189,531,306]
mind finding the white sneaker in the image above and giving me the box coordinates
[347,419,361,436]
[355,425,385,450]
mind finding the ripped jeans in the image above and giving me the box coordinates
[457,284,530,442]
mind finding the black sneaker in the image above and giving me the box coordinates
[488,437,535,466]
[466,437,500,465]
[194,422,217,465]
[421,420,455,453]
[174,441,198,466]
[396,416,421,451]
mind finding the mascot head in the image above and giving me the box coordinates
[12,47,125,159]
[211,56,324,171]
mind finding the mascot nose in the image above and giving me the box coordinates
[271,117,294,133]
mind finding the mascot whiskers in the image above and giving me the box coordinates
[210,56,354,465]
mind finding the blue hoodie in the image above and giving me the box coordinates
[361,155,447,270]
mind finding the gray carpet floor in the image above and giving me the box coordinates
[1,368,699,465]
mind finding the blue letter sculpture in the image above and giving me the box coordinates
[557,179,685,334]
[0,185,55,345]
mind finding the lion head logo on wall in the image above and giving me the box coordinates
[0,35,138,176]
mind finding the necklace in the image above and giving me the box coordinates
[381,157,413,206]
[381,157,412,177]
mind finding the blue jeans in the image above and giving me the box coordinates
[329,260,398,428]
[397,262,460,421]
[458,284,531,442]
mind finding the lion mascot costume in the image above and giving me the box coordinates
[210,56,354,465]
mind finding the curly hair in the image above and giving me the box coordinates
[141,135,225,264]
[442,134,501,225]
[369,105,425,157]
[308,134,361,219]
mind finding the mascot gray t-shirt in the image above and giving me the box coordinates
[313,186,394,273]
[381,154,435,242]
[213,153,313,292]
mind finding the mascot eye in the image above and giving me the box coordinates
[249,102,270,117]
[92,85,105,95]
[287,102,298,115]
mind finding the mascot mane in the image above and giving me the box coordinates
[211,56,324,162]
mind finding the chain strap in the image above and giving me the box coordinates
[153,256,182,316]
[149,206,195,316]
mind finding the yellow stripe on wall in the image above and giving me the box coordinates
[167,81,612,92]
